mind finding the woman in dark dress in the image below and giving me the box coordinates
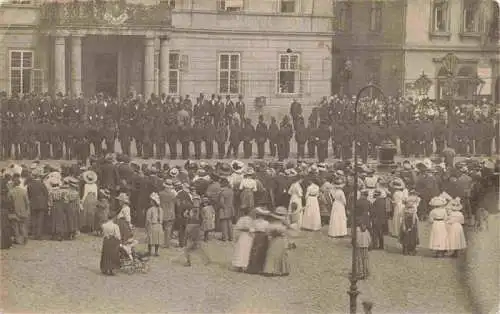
[246,207,270,274]
[100,211,121,276]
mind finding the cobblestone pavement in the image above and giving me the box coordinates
[1,220,479,314]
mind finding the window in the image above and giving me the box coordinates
[337,3,352,32]
[369,2,383,32]
[432,0,449,32]
[9,50,33,96]
[463,0,479,33]
[365,59,381,85]
[218,53,240,94]
[168,0,176,9]
[7,0,32,4]
[277,53,300,94]
[280,0,295,13]
[169,52,180,95]
[218,0,243,12]
[456,66,476,99]
[489,2,499,40]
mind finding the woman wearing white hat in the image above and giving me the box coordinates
[301,178,322,231]
[239,167,257,215]
[445,198,466,258]
[80,170,98,234]
[145,192,163,256]
[328,178,348,238]
[428,196,449,258]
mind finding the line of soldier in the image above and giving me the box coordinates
[1,91,498,162]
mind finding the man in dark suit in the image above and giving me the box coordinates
[175,183,193,248]
[255,115,268,159]
[369,189,387,249]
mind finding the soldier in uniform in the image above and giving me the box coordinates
[235,95,245,121]
[215,121,228,159]
[192,119,204,160]
[241,118,255,159]
[316,121,330,163]
[289,99,302,130]
[433,119,447,155]
[294,116,307,159]
[214,95,225,127]
[51,117,64,160]
[268,116,279,158]
[166,119,179,160]
[38,116,51,159]
[453,117,470,156]
[340,122,353,160]
[118,115,132,157]
[224,95,235,124]
[278,115,293,161]
[254,115,268,159]
[204,117,215,159]
[179,121,191,160]
[142,116,154,159]
[227,119,242,158]
[307,119,317,159]
[154,111,167,159]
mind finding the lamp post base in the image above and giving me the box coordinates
[347,280,360,314]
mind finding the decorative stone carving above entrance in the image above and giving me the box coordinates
[40,0,172,28]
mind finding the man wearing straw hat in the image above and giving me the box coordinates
[159,179,177,248]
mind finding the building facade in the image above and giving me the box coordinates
[333,0,500,103]
[0,0,334,118]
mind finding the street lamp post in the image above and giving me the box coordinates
[349,83,388,314]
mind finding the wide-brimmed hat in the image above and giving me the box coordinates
[429,196,446,207]
[217,163,232,177]
[150,192,160,205]
[46,175,62,187]
[182,182,190,191]
[285,168,298,177]
[63,176,79,187]
[365,177,377,188]
[231,160,244,173]
[333,178,345,187]
[116,193,130,204]
[439,191,452,203]
[389,179,405,190]
[402,161,412,170]
[451,200,463,211]
[197,169,208,177]
[244,167,255,176]
[31,167,46,178]
[169,168,179,177]
[82,170,98,184]
[373,189,383,198]
[254,206,271,216]
[271,206,288,220]
[99,189,111,198]
[163,179,173,188]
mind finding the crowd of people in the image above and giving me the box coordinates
[1,91,499,163]
[1,150,498,277]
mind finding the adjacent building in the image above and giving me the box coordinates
[333,0,500,104]
[0,0,334,118]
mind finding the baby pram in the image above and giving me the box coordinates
[119,239,150,274]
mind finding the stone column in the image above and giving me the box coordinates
[54,36,66,95]
[143,36,155,99]
[71,35,83,97]
[160,39,170,95]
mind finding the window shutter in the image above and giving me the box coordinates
[179,54,189,72]
[300,70,311,95]
[276,70,281,94]
[31,69,44,94]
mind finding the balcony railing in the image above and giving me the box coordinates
[39,0,172,28]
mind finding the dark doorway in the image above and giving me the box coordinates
[95,53,118,97]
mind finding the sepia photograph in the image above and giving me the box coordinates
[0,0,499,313]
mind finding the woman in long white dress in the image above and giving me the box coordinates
[389,179,407,237]
[301,180,322,231]
[288,178,303,226]
[428,196,449,258]
[446,198,466,258]
[328,179,348,237]
[232,208,255,271]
